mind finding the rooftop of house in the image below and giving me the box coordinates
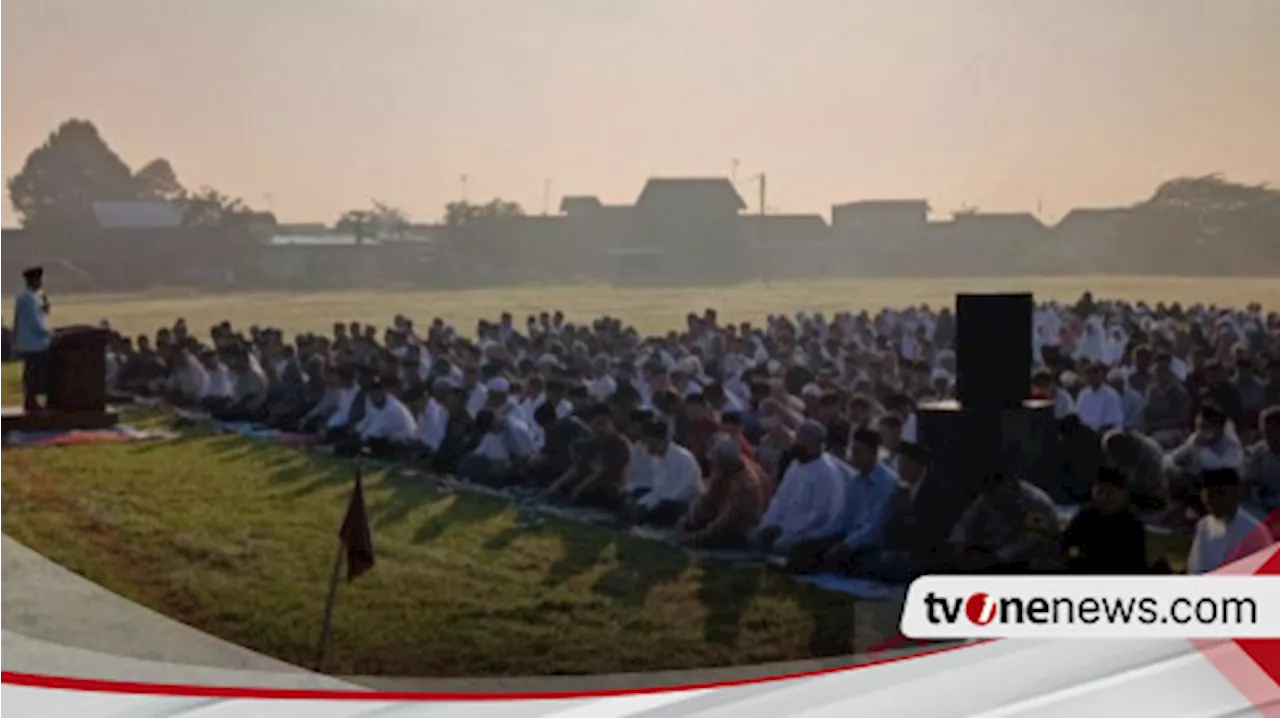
[832,199,930,211]
[559,196,604,214]
[949,211,1045,226]
[635,178,747,211]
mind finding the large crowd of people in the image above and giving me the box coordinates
[17,268,1280,579]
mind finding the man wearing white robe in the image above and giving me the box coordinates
[755,420,850,552]
[587,356,618,402]
[324,374,361,433]
[1073,364,1125,432]
[1187,468,1275,574]
[341,380,417,459]
[628,419,705,526]
[416,377,455,454]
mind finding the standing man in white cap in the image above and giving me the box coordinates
[13,266,52,412]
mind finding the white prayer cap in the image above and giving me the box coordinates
[1060,371,1081,387]
[485,377,511,393]
[709,434,741,461]
[801,383,823,398]
[432,375,460,391]
[1106,368,1127,382]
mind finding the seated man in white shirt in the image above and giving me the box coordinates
[1187,468,1275,574]
[628,419,705,527]
[313,366,360,438]
[198,349,234,413]
[457,408,537,487]
[414,376,455,459]
[753,420,850,554]
[1165,404,1246,517]
[166,345,209,407]
[1073,363,1125,432]
[336,377,418,459]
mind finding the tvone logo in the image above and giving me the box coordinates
[965,592,998,626]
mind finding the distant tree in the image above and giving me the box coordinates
[441,198,525,269]
[1142,174,1279,214]
[133,158,187,201]
[336,209,374,244]
[1138,174,1280,241]
[370,200,410,241]
[444,198,524,227]
[336,200,410,244]
[6,119,139,230]
[182,186,252,229]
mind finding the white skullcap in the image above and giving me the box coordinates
[709,434,741,461]
[485,377,511,393]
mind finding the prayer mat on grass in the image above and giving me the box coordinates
[3,425,179,448]
[214,422,315,445]
[792,573,910,601]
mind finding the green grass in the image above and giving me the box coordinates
[1,366,898,676]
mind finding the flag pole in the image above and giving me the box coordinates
[314,538,346,673]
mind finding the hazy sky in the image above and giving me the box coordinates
[3,0,1278,226]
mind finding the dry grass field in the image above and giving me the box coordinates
[34,276,1280,338]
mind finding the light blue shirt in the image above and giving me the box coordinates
[12,290,51,354]
[838,461,901,552]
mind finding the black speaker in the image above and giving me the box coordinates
[912,399,1059,544]
[955,293,1033,409]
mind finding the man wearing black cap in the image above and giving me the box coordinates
[1062,467,1148,574]
[13,266,52,411]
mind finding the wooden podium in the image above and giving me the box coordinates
[1,325,119,432]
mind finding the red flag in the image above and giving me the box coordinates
[339,467,375,580]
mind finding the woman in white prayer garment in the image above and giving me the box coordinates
[1074,315,1107,364]
[1103,325,1129,366]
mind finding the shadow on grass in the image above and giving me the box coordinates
[482,525,526,552]
[542,521,617,588]
[412,493,508,543]
[281,465,359,497]
[696,565,762,646]
[592,538,691,609]
[787,581,860,657]
[369,471,445,529]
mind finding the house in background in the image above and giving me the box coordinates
[91,200,189,229]
[629,178,748,283]
[921,211,1049,275]
[558,196,633,280]
[741,213,836,280]
[831,199,930,242]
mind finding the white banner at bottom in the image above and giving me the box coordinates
[900,575,1280,639]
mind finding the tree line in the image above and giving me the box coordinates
[6,119,529,246]
[7,118,1276,256]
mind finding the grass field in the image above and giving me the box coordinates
[0,367,900,677]
[28,275,1280,338]
[2,276,1227,676]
